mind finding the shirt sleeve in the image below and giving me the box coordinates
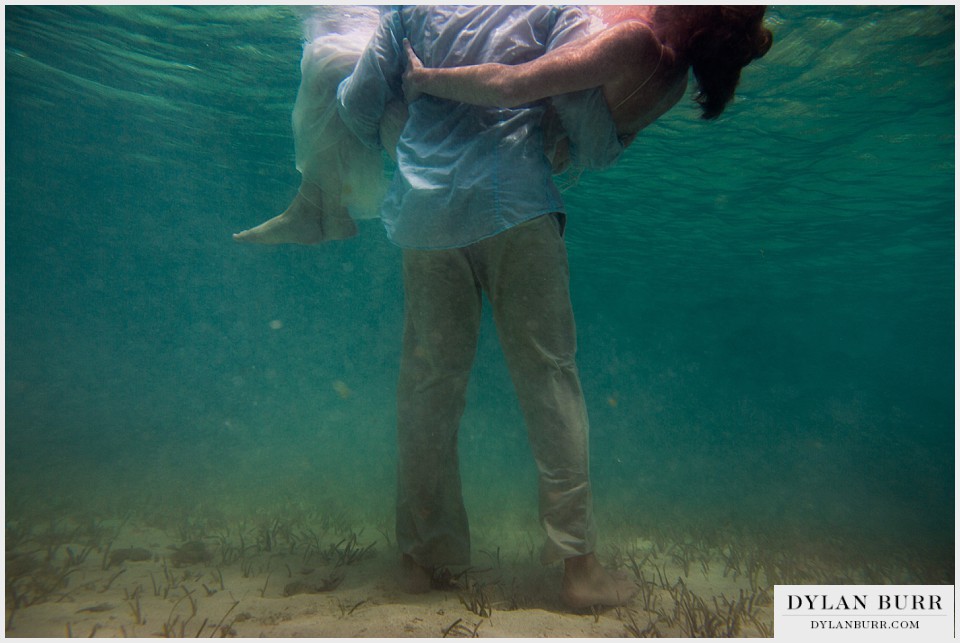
[545,7,624,170]
[336,9,405,150]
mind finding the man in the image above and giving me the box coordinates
[337,6,634,609]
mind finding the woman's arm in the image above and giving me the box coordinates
[402,21,659,108]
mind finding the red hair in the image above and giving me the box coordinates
[660,6,773,119]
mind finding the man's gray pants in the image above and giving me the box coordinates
[395,214,597,568]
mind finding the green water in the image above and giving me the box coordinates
[5,4,954,585]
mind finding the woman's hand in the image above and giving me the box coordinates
[402,39,425,103]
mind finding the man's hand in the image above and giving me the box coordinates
[402,39,425,103]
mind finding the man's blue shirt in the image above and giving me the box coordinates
[337,5,621,250]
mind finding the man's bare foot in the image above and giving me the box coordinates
[232,182,357,245]
[399,554,432,594]
[561,553,637,609]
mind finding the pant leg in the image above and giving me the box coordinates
[474,214,597,564]
[395,247,481,568]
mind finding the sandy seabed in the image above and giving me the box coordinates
[5,502,953,638]
[6,515,783,638]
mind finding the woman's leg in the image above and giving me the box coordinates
[235,31,404,245]
[233,99,405,245]
[234,37,357,245]
[231,175,354,245]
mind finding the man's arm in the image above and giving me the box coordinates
[336,9,405,150]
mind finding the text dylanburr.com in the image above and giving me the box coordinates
[774,585,954,642]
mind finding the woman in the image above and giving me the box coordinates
[234,5,772,245]
[233,6,394,245]
[404,5,772,148]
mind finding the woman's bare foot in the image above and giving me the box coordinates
[561,553,637,609]
[232,181,357,245]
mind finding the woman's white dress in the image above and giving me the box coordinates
[291,6,389,221]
